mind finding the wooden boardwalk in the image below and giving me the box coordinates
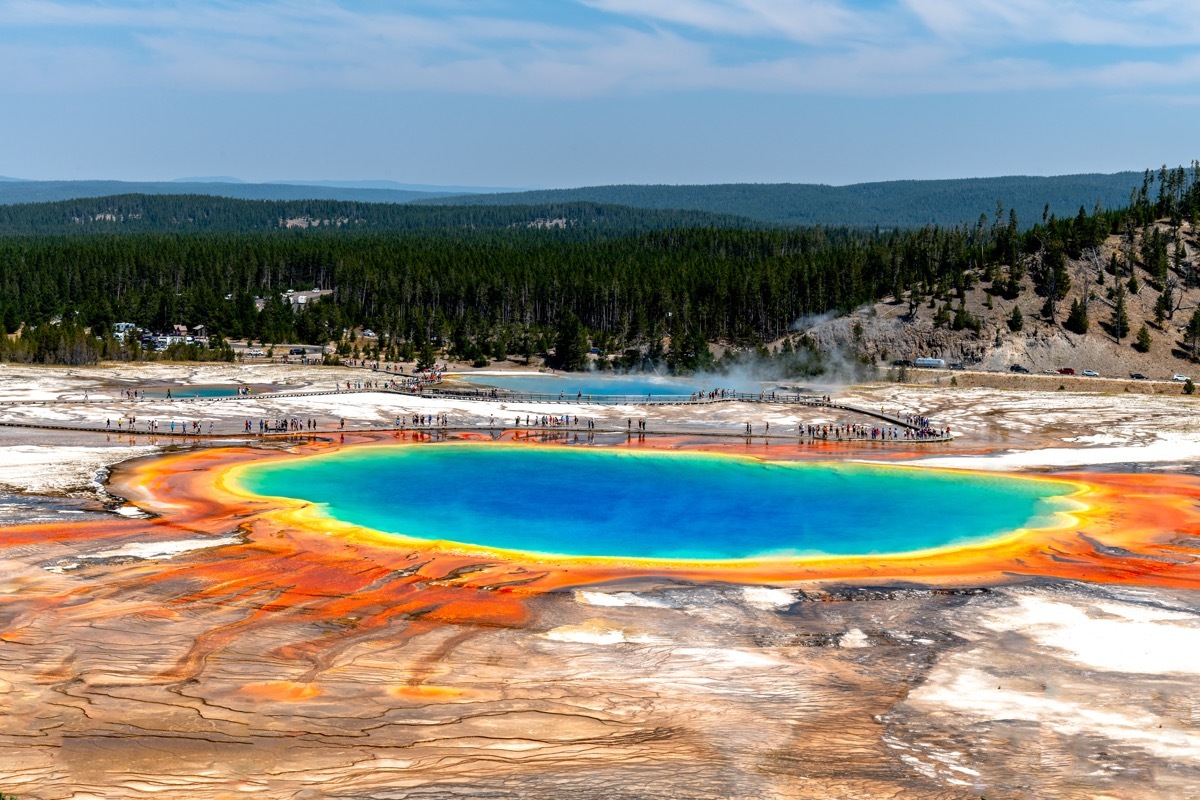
[395,387,946,436]
[0,385,951,443]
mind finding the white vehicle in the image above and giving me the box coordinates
[246,348,265,358]
[1173,374,1191,382]
[1081,369,1099,377]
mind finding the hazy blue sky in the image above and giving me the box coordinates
[2,0,1198,187]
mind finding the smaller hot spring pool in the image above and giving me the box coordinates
[135,385,269,399]
[452,373,756,398]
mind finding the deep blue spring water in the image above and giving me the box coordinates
[236,445,1075,560]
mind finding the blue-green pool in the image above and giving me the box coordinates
[139,385,262,399]
[235,445,1077,560]
[454,373,747,397]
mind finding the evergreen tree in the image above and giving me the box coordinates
[553,311,589,371]
[666,326,714,373]
[1064,297,1089,334]
[1001,272,1023,300]
[1154,290,1170,325]
[1186,309,1200,356]
[1033,239,1071,321]
[1141,226,1169,285]
[1110,288,1130,343]
[951,303,980,333]
[1008,305,1024,332]
[416,341,437,371]
[1134,324,1152,353]
[1040,295,1056,321]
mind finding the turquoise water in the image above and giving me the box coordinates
[236,445,1075,560]
[455,374,744,397]
[140,385,260,398]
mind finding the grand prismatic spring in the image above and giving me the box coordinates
[0,365,1199,799]
[231,445,1080,561]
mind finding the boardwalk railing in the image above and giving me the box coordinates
[400,387,943,435]
[399,387,823,407]
[0,385,950,440]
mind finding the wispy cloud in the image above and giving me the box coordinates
[902,0,1200,48]
[1,0,1199,97]
[578,0,876,45]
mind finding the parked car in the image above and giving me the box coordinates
[1173,374,1191,382]
[1130,373,1147,380]
[289,347,305,356]
[246,348,265,357]
[1057,368,1075,375]
[1010,364,1030,374]
[1082,369,1099,377]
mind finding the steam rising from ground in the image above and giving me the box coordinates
[790,310,840,332]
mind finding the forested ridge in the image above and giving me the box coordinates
[0,179,451,206]
[424,172,1146,228]
[0,171,1150,230]
[0,195,752,235]
[2,164,1198,371]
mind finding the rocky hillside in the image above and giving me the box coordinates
[802,219,1200,382]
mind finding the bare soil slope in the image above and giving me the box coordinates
[804,220,1200,383]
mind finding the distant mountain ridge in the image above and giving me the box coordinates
[423,173,1146,228]
[0,193,754,234]
[171,176,245,184]
[268,179,522,194]
[0,180,456,206]
[0,172,1150,229]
